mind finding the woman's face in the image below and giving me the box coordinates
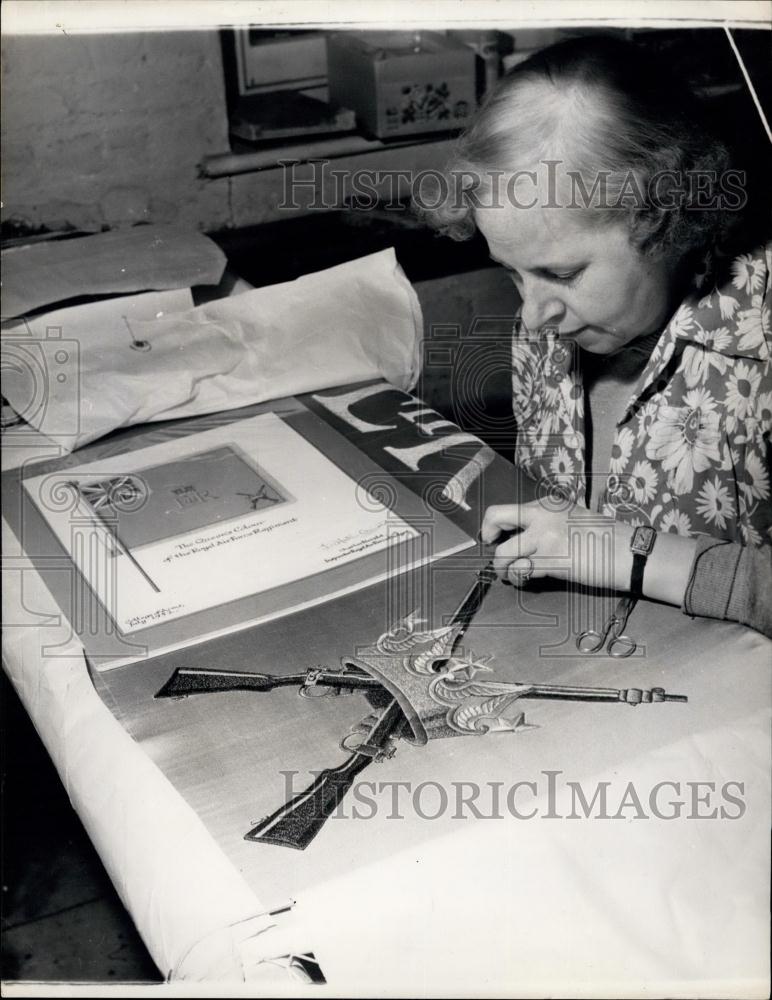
[475,190,680,354]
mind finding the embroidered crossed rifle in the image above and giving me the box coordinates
[155,563,687,849]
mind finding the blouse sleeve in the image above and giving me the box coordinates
[682,536,772,639]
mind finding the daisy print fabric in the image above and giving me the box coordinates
[511,243,772,547]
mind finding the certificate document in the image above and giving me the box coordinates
[21,411,471,665]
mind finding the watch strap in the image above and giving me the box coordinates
[630,551,647,597]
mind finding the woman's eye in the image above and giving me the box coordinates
[550,270,582,285]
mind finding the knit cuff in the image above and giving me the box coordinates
[682,536,748,624]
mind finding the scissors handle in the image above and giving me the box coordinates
[576,630,607,654]
[606,632,636,658]
[576,595,639,656]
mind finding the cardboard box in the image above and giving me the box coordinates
[327,32,477,138]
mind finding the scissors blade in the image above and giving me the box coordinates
[610,594,637,636]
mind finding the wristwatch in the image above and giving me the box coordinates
[629,525,657,597]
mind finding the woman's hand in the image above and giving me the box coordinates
[480,500,697,606]
[480,500,632,589]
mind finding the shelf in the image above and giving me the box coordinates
[199,132,460,177]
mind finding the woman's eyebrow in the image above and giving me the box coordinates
[489,253,583,274]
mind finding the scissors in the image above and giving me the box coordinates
[576,594,638,658]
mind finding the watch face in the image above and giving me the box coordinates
[631,525,657,555]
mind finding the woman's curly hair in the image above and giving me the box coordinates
[417,35,745,262]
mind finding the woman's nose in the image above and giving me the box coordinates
[520,285,566,332]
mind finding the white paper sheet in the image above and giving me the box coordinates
[22,412,420,637]
[0,226,226,320]
[1,248,422,453]
[1,288,194,452]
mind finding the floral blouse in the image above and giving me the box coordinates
[511,243,772,547]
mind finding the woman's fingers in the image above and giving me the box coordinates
[491,530,538,577]
[480,503,536,544]
[483,504,541,585]
[507,556,543,588]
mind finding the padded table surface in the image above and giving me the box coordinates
[3,382,770,994]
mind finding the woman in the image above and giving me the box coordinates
[422,35,771,636]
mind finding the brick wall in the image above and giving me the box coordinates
[0,31,466,236]
[1,30,232,232]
